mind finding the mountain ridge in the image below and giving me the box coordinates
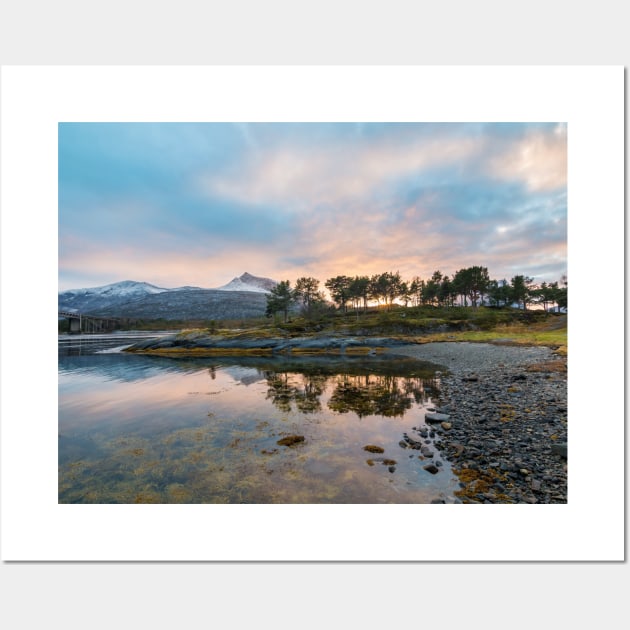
[58,273,277,320]
[215,272,277,293]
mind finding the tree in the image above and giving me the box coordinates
[453,266,490,307]
[399,280,411,307]
[295,276,328,320]
[487,279,511,307]
[294,276,322,314]
[556,275,568,310]
[422,270,442,306]
[265,280,295,322]
[349,275,371,313]
[383,271,403,308]
[409,277,424,306]
[325,275,352,313]
[532,281,559,312]
[367,271,404,309]
[510,275,534,310]
[439,275,455,307]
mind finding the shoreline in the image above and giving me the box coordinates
[125,334,568,504]
[123,332,408,356]
[390,342,567,503]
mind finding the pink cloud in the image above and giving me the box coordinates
[487,126,567,192]
[198,135,480,210]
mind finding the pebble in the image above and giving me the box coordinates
[391,342,568,504]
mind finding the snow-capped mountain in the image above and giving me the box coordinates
[63,280,168,299]
[215,272,277,293]
[59,280,170,313]
[58,274,277,320]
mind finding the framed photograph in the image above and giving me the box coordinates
[1,65,624,561]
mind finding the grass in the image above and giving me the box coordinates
[416,321,567,355]
[127,307,567,356]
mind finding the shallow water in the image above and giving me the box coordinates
[59,335,458,503]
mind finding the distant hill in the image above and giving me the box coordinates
[58,274,276,320]
[215,272,277,293]
[59,280,171,314]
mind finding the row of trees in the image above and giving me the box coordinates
[265,266,568,321]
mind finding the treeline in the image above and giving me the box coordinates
[265,266,568,322]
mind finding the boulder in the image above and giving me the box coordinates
[425,412,451,423]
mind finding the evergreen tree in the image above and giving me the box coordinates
[423,271,442,306]
[409,276,423,306]
[453,266,490,307]
[325,275,352,312]
[294,276,321,313]
[265,280,295,322]
[487,279,511,307]
[347,275,371,315]
[510,275,534,310]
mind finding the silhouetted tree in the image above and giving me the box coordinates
[325,275,352,313]
[510,275,534,310]
[556,275,568,310]
[265,280,295,322]
[409,276,424,306]
[349,275,371,313]
[453,266,490,307]
[487,279,511,307]
[439,275,455,307]
[422,271,443,306]
[294,276,325,317]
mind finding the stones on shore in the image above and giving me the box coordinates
[423,464,440,475]
[401,434,422,448]
[414,348,567,503]
[425,412,451,423]
[462,374,479,382]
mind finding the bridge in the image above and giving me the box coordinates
[58,310,121,334]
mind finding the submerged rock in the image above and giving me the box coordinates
[363,444,385,453]
[276,435,305,447]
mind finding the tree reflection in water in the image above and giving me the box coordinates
[264,370,439,418]
[264,372,328,413]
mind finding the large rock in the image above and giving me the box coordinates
[425,412,451,423]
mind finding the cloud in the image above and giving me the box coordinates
[485,125,567,192]
[58,122,567,290]
[197,130,481,211]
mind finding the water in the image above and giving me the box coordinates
[59,334,458,503]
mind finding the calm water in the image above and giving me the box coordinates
[59,334,459,503]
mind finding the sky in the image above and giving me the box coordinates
[58,122,567,292]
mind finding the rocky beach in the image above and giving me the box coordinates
[391,342,568,503]
[126,333,568,504]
